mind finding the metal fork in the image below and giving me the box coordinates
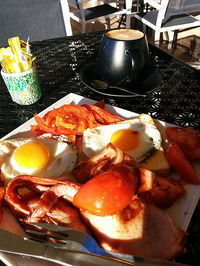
[0,228,135,266]
[25,223,188,266]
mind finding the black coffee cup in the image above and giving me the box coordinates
[96,29,149,87]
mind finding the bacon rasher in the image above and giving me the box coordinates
[5,175,80,218]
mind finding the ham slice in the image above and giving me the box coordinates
[81,198,186,260]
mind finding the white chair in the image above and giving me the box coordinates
[61,0,133,34]
[133,0,200,42]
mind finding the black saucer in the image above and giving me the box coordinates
[80,62,162,98]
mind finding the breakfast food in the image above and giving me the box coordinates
[5,172,186,260]
[0,136,78,182]
[139,147,171,176]
[73,165,137,215]
[138,114,171,176]
[166,141,199,184]
[166,126,200,160]
[32,103,123,136]
[81,199,186,260]
[82,117,162,162]
[0,98,199,263]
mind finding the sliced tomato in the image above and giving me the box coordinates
[166,142,199,185]
[73,165,137,215]
[166,127,200,160]
[82,104,124,125]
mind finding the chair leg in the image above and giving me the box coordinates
[126,14,131,29]
[81,22,86,33]
[154,30,161,42]
[163,31,175,49]
[167,31,175,42]
[172,30,179,49]
[163,32,168,41]
[118,14,126,28]
[105,18,111,29]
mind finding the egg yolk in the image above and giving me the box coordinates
[110,129,139,152]
[14,141,50,170]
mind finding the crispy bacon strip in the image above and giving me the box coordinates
[32,104,99,136]
[82,104,124,124]
[5,175,80,217]
[72,144,137,183]
[43,200,90,233]
[23,198,90,234]
[31,103,123,137]
[26,182,81,223]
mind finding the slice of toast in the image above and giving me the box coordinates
[139,114,171,176]
[140,147,171,176]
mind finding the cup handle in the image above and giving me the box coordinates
[125,49,142,83]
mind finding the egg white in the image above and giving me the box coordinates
[0,137,78,180]
[82,118,161,162]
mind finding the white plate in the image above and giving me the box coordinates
[0,93,200,266]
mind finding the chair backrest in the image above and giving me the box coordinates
[166,0,200,19]
[144,0,170,28]
[0,0,68,47]
[144,0,200,26]
[135,0,200,42]
[66,0,129,32]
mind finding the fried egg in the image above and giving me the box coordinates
[82,117,161,162]
[0,137,78,181]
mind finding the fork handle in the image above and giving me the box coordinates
[106,251,188,266]
[44,247,135,265]
[44,246,188,266]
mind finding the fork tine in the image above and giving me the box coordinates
[26,229,68,241]
[25,235,65,249]
[29,223,88,243]
[31,222,73,232]
[28,223,109,255]
[30,222,98,246]
[29,223,90,243]
[26,228,86,249]
[26,227,102,254]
